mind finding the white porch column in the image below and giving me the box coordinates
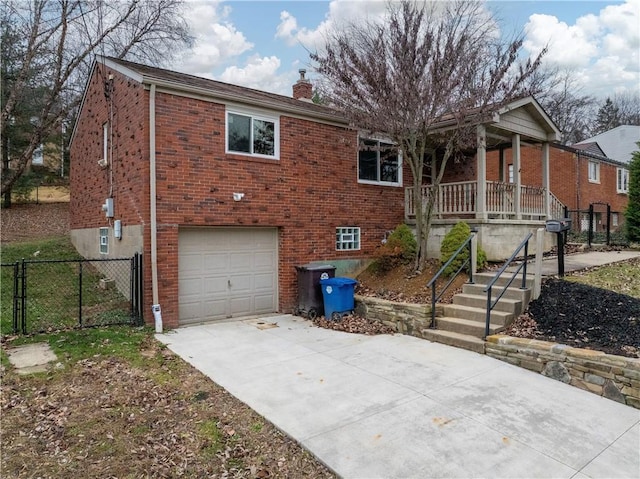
[476,125,487,220]
[542,142,551,218]
[512,134,522,219]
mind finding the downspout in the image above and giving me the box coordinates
[149,83,162,332]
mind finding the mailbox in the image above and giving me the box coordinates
[545,218,571,233]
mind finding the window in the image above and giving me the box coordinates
[99,227,109,254]
[226,110,278,158]
[103,122,109,164]
[508,164,514,184]
[588,160,600,183]
[617,168,629,193]
[612,212,619,227]
[32,144,44,165]
[336,227,360,251]
[358,139,401,186]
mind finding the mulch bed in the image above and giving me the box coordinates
[505,279,640,358]
[312,314,395,335]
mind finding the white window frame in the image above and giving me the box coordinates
[357,137,402,187]
[32,144,44,165]
[612,212,619,227]
[225,108,279,160]
[508,164,514,184]
[103,122,109,164]
[588,160,600,183]
[617,167,629,193]
[99,227,109,255]
[336,227,361,251]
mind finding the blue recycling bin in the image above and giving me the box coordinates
[319,277,358,320]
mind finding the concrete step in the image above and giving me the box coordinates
[421,329,485,354]
[463,283,532,305]
[452,293,522,314]
[435,317,504,337]
[473,271,534,289]
[442,303,512,326]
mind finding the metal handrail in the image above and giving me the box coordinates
[482,232,533,338]
[426,233,475,328]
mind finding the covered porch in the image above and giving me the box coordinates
[405,97,563,261]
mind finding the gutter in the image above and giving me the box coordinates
[149,83,162,332]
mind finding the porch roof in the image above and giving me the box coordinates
[486,97,561,145]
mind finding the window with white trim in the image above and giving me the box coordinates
[99,227,109,255]
[588,160,600,183]
[226,110,278,159]
[336,227,360,251]
[617,168,629,193]
[612,212,619,227]
[508,164,514,184]
[358,139,401,186]
[32,144,44,165]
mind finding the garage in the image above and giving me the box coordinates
[178,227,278,325]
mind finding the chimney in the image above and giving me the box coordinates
[292,69,313,101]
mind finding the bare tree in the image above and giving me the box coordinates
[612,92,640,126]
[311,0,544,270]
[1,0,192,203]
[529,67,595,144]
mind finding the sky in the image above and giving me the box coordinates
[172,0,640,100]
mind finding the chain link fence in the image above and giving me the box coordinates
[1,254,143,335]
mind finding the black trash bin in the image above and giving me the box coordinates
[295,264,336,319]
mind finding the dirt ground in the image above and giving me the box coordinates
[356,259,468,304]
[0,336,335,478]
[1,202,70,243]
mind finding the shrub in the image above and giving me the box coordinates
[373,224,417,272]
[440,222,486,276]
[626,146,640,243]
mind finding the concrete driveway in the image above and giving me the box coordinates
[157,315,639,478]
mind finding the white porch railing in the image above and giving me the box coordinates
[405,181,565,221]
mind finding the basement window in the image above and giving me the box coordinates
[336,227,360,251]
[226,110,279,159]
[99,227,109,255]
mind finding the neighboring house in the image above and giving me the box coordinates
[576,125,640,164]
[70,57,562,327]
[485,125,639,234]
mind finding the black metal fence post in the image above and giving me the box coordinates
[12,262,19,334]
[78,261,83,326]
[606,204,611,245]
[588,204,594,247]
[20,259,26,334]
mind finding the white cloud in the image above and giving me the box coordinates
[175,1,253,77]
[523,0,640,96]
[276,0,389,52]
[218,56,293,95]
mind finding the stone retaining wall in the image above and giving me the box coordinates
[355,295,438,339]
[486,335,640,409]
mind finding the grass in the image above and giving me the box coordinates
[1,237,134,334]
[566,257,640,299]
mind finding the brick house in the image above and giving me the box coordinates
[70,57,409,328]
[486,129,635,233]
[70,57,564,328]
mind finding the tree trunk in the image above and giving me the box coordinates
[2,130,11,208]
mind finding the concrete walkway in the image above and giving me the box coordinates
[157,316,640,478]
[523,250,640,276]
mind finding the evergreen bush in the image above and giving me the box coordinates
[440,222,487,276]
[373,224,417,272]
[626,146,640,243]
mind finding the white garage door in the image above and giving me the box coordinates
[178,228,278,325]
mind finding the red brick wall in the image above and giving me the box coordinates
[70,66,150,229]
[72,66,408,327]
[486,146,628,214]
[152,91,406,326]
